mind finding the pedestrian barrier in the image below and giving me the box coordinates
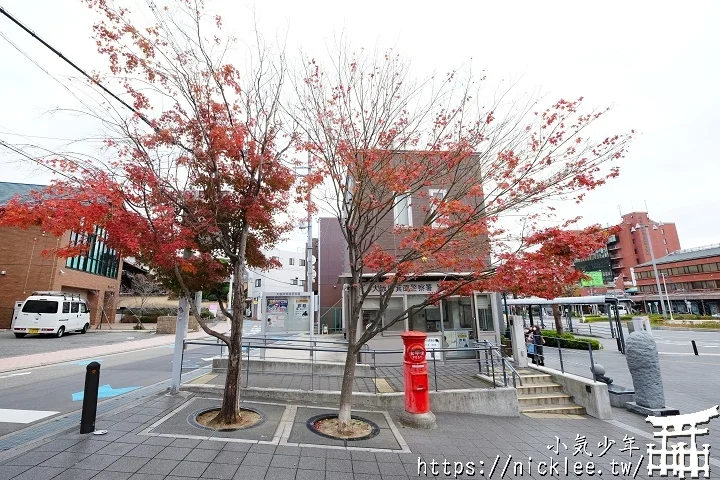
[180,335,521,394]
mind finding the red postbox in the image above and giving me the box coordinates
[401,331,430,414]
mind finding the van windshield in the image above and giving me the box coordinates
[22,300,59,314]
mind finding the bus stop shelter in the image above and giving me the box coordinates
[503,295,627,353]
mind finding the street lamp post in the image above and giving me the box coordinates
[631,222,667,321]
[660,273,674,321]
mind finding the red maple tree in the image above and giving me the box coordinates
[292,47,633,432]
[492,225,620,332]
[0,0,302,427]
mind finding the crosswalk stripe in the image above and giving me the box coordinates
[0,409,59,424]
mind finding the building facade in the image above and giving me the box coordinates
[575,211,681,292]
[247,247,313,334]
[317,152,502,363]
[633,245,720,316]
[0,182,122,329]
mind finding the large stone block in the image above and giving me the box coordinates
[155,315,199,334]
[625,331,665,409]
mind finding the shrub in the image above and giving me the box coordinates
[541,330,602,350]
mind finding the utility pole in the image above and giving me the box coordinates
[306,149,315,353]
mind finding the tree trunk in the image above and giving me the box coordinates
[552,304,563,335]
[213,259,246,425]
[338,286,358,434]
[337,346,357,434]
[215,322,242,424]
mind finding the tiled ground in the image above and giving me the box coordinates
[1,388,706,480]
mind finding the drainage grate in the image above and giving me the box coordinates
[0,367,210,453]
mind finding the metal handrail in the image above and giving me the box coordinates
[475,340,523,387]
[182,338,517,389]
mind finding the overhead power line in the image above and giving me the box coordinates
[0,5,154,130]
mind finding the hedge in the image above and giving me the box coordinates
[540,330,602,350]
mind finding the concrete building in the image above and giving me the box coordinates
[317,152,503,363]
[247,247,314,334]
[575,211,681,292]
[633,244,720,316]
[0,182,122,329]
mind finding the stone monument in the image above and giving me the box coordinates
[625,331,678,416]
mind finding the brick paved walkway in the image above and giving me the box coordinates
[0,388,688,480]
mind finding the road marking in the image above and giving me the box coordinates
[71,384,141,401]
[658,352,720,357]
[0,408,59,424]
[72,359,104,366]
[0,372,31,380]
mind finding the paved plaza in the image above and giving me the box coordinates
[0,328,719,479]
[0,388,691,480]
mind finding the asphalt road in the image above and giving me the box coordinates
[0,340,224,437]
[0,329,157,359]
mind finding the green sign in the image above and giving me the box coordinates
[580,271,604,287]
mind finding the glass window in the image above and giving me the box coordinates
[80,303,88,313]
[300,280,307,287]
[22,300,59,314]
[428,189,447,228]
[255,279,261,287]
[382,297,406,333]
[62,302,70,313]
[299,259,306,266]
[289,258,295,265]
[687,265,699,273]
[71,303,80,313]
[443,297,473,330]
[393,193,411,226]
[291,278,298,285]
[407,295,441,333]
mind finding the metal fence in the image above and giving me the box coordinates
[181,336,521,394]
[529,337,599,382]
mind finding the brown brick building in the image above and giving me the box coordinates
[317,152,502,362]
[576,211,681,293]
[0,182,122,329]
[633,245,720,316]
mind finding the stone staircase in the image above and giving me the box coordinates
[515,369,586,415]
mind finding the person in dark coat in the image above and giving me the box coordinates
[532,325,545,366]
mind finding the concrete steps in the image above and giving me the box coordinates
[515,370,586,415]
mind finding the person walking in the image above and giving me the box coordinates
[525,328,535,364]
[532,325,545,366]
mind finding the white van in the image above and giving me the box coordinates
[13,292,91,338]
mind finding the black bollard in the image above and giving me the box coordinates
[80,361,101,434]
[692,340,699,356]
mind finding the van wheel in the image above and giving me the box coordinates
[80,323,89,334]
[55,326,65,338]
[14,333,26,338]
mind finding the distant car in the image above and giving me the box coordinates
[711,313,720,319]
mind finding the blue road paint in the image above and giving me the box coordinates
[72,384,141,401]
[72,359,104,366]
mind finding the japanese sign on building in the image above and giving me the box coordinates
[370,282,439,295]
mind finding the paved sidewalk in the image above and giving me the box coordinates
[0,388,690,480]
